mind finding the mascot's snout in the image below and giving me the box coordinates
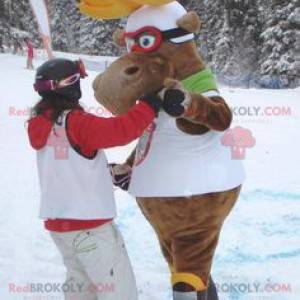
[93,53,172,115]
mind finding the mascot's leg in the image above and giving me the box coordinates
[206,277,218,299]
[137,186,241,300]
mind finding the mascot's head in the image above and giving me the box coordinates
[124,2,195,51]
[93,1,204,115]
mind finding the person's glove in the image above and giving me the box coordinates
[109,163,132,191]
[160,79,192,117]
[139,92,162,116]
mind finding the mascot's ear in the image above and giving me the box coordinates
[176,11,202,34]
[113,28,126,48]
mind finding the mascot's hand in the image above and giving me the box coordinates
[160,79,192,117]
[109,163,132,191]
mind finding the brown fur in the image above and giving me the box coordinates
[93,10,240,293]
[185,95,232,131]
[93,31,231,133]
[177,11,202,33]
[93,53,173,115]
[176,118,210,135]
[137,186,241,287]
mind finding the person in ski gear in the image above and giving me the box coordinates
[0,34,4,53]
[27,58,161,300]
[90,2,245,300]
[13,34,23,55]
[25,38,34,69]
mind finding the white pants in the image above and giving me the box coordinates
[50,222,138,300]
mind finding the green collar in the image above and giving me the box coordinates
[181,68,218,94]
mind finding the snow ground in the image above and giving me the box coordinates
[0,52,299,300]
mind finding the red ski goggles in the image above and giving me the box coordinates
[34,59,88,92]
[124,26,191,53]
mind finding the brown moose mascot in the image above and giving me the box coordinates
[92,2,245,300]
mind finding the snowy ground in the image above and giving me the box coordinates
[0,52,299,300]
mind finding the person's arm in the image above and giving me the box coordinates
[68,102,156,152]
[27,115,53,150]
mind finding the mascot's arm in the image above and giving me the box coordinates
[184,94,233,131]
[162,79,232,132]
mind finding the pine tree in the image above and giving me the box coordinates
[2,0,40,49]
[0,0,8,51]
[2,0,298,88]
[65,0,82,52]
[258,0,299,88]
[48,0,70,52]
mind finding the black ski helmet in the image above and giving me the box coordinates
[34,58,87,100]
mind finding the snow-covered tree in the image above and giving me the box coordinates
[48,0,70,52]
[1,0,298,88]
[0,0,9,50]
[258,0,299,88]
[79,16,122,56]
[1,0,40,49]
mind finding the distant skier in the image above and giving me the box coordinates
[0,35,4,53]
[13,34,23,55]
[25,38,34,69]
[27,58,161,300]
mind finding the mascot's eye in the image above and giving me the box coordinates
[138,35,156,49]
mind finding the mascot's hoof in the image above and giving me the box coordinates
[79,0,173,19]
[172,273,219,300]
[163,89,186,117]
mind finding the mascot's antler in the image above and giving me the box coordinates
[78,0,173,19]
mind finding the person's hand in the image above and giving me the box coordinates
[160,79,192,117]
[139,92,162,116]
[109,163,132,191]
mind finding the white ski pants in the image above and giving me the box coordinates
[50,222,138,300]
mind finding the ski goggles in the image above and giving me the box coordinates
[124,26,192,53]
[34,59,88,92]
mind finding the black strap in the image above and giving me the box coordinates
[161,28,193,41]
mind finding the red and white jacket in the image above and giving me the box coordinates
[28,102,155,232]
